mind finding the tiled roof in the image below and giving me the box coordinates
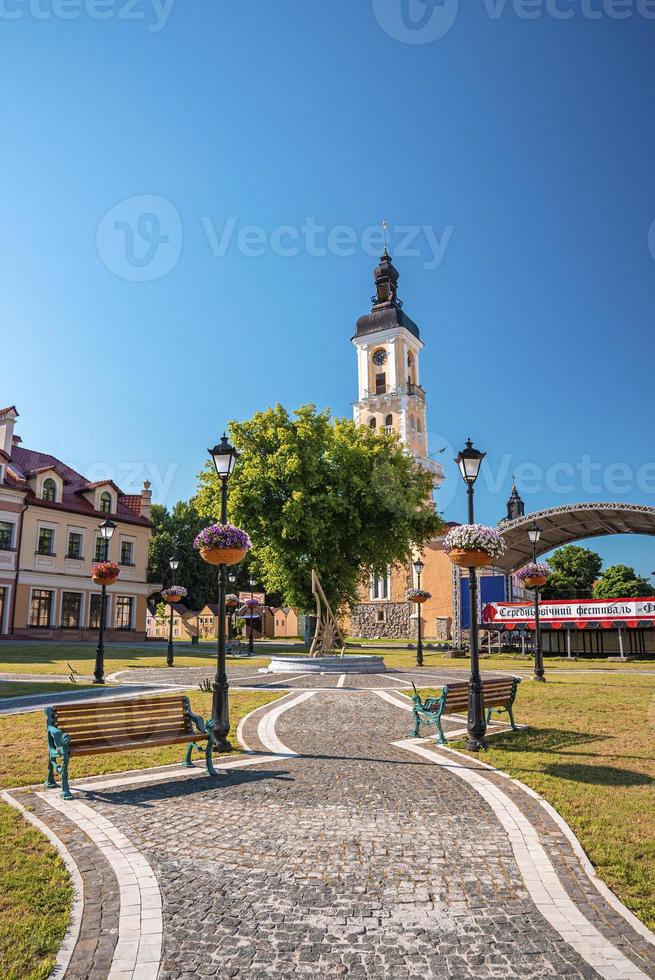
[81,479,124,493]
[7,445,152,527]
[121,494,143,517]
[0,406,19,418]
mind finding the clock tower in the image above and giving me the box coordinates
[352,249,444,487]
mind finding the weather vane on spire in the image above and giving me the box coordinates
[382,219,389,254]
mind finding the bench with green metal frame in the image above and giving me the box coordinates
[45,694,217,799]
[410,676,521,745]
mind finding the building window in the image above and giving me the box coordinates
[376,609,386,623]
[375,373,386,394]
[67,532,83,559]
[89,594,107,629]
[0,521,13,550]
[371,572,390,600]
[30,590,52,627]
[94,537,107,562]
[369,417,377,430]
[37,527,55,556]
[384,414,393,433]
[61,592,82,628]
[410,415,416,431]
[120,540,134,566]
[417,417,422,433]
[42,478,57,502]
[100,491,111,514]
[115,596,134,630]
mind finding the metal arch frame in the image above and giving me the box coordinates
[497,502,655,573]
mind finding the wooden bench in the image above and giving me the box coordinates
[45,694,217,799]
[410,676,521,744]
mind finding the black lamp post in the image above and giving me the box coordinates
[93,518,117,685]
[227,572,237,639]
[413,558,425,667]
[248,576,257,653]
[167,557,179,668]
[528,521,546,682]
[208,433,239,751]
[455,438,487,752]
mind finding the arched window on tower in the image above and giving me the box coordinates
[410,416,416,431]
[407,351,415,387]
[100,491,111,514]
[42,478,56,502]
[369,417,377,430]
[417,417,422,434]
[384,414,393,433]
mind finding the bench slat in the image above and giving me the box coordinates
[66,718,193,742]
[69,727,194,749]
[71,733,207,756]
[62,712,189,735]
[53,695,187,718]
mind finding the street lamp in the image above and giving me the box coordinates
[94,518,117,685]
[454,438,487,752]
[167,557,179,668]
[248,576,257,653]
[527,521,545,682]
[208,433,239,751]
[413,558,425,667]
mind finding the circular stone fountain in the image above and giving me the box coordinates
[267,654,386,674]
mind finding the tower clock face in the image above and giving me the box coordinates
[373,349,387,366]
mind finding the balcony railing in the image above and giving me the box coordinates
[357,383,426,402]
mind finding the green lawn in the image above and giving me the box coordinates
[0,682,86,701]
[415,673,655,930]
[0,687,282,980]
[0,642,274,677]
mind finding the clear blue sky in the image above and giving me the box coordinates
[3,1,655,576]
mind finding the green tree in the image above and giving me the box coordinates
[592,564,655,599]
[147,500,220,610]
[194,404,443,611]
[540,545,603,599]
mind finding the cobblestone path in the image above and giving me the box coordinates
[6,688,655,979]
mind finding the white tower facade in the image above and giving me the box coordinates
[352,250,445,486]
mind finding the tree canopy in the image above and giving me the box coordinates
[592,564,655,599]
[194,404,443,611]
[540,545,603,599]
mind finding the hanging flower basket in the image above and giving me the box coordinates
[162,586,187,604]
[225,594,240,608]
[407,588,431,605]
[443,525,506,569]
[194,524,252,566]
[243,597,260,609]
[91,561,120,586]
[515,562,551,589]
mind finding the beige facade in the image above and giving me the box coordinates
[0,405,155,640]
[146,603,198,641]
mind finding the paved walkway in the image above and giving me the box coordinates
[4,682,655,979]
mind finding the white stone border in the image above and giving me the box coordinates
[429,741,655,951]
[376,688,655,951]
[394,738,652,980]
[40,794,163,980]
[1,789,84,980]
[236,689,298,753]
[257,690,316,756]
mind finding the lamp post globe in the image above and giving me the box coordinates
[167,556,179,669]
[413,559,425,668]
[93,518,117,685]
[454,439,487,752]
[527,522,546,683]
[207,432,239,752]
